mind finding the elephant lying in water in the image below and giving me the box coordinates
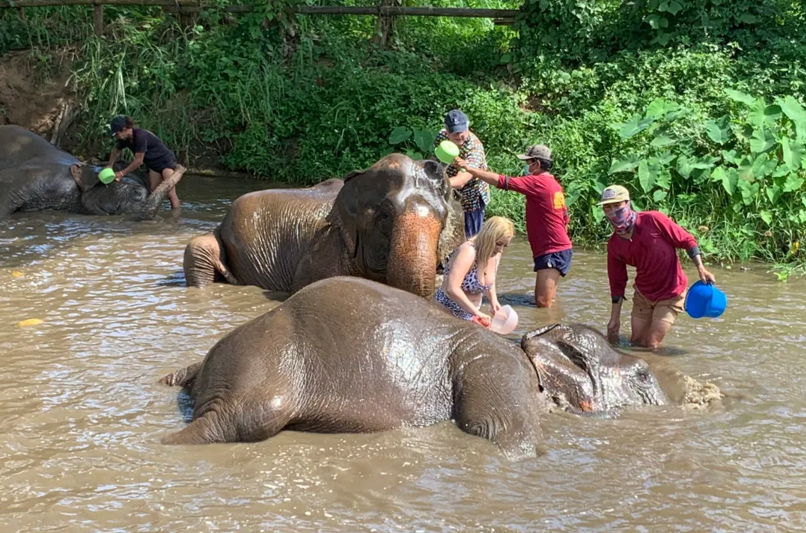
[0,125,184,220]
[183,154,465,297]
[160,277,668,460]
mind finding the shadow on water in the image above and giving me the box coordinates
[177,389,195,423]
[157,270,187,287]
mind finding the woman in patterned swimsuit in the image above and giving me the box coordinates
[434,216,515,326]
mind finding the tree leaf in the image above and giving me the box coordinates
[667,0,682,15]
[653,189,668,202]
[609,154,641,174]
[740,13,757,24]
[766,185,781,204]
[784,173,804,192]
[713,166,738,196]
[738,156,755,182]
[676,155,693,178]
[759,210,772,225]
[412,128,435,154]
[777,96,806,140]
[646,98,677,119]
[737,179,760,205]
[725,89,755,106]
[705,119,731,145]
[721,149,738,165]
[747,98,769,129]
[749,128,776,154]
[656,168,671,190]
[388,126,411,145]
[638,160,656,193]
[782,137,804,171]
[650,134,674,147]
[751,154,768,178]
[619,115,655,139]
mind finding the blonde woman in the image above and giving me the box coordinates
[434,216,515,326]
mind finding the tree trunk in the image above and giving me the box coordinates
[373,0,402,49]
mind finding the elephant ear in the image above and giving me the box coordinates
[70,163,100,192]
[332,168,368,257]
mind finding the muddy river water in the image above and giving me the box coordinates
[2,177,805,532]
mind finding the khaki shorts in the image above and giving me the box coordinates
[631,289,685,325]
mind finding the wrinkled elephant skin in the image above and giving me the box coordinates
[183,154,465,297]
[160,278,672,459]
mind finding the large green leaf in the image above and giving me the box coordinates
[645,99,677,119]
[749,128,776,154]
[609,155,641,174]
[784,173,804,192]
[655,168,671,190]
[412,128,436,154]
[638,160,656,192]
[766,185,781,204]
[721,149,738,165]
[782,137,804,170]
[777,96,806,139]
[725,89,755,106]
[619,115,655,139]
[759,210,772,225]
[738,156,755,182]
[676,155,693,179]
[650,134,674,147]
[388,126,411,145]
[712,166,738,196]
[705,118,732,145]
[737,179,760,205]
[653,189,668,202]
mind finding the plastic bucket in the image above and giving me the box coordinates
[490,305,519,334]
[684,281,727,319]
[435,140,460,165]
[98,167,116,185]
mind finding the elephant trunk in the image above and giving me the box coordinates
[387,211,442,298]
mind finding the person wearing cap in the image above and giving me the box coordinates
[434,110,490,238]
[454,144,572,308]
[107,116,183,210]
[599,185,716,348]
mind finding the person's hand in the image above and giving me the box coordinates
[114,171,124,181]
[490,301,502,315]
[607,318,620,343]
[698,267,716,285]
[474,313,491,328]
[453,157,468,169]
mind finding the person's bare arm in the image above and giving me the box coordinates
[115,152,145,181]
[454,157,500,187]
[445,245,491,323]
[106,147,121,168]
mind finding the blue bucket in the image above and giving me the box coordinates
[684,281,727,319]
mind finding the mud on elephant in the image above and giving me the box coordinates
[160,277,669,460]
[183,154,465,297]
[0,125,185,220]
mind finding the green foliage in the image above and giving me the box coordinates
[386,126,438,160]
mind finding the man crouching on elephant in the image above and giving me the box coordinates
[107,116,184,210]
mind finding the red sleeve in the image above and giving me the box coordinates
[607,239,628,298]
[498,175,539,196]
[651,212,697,250]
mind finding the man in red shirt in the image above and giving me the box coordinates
[454,145,572,307]
[599,185,716,348]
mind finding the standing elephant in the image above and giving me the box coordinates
[160,277,669,460]
[183,154,465,297]
[0,125,184,220]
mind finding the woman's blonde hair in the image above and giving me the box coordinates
[472,216,515,266]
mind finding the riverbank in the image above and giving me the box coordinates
[1,1,805,271]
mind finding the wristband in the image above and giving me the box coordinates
[501,175,509,190]
[687,246,701,259]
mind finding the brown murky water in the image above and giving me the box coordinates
[2,177,806,532]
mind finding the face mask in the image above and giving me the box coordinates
[523,164,531,176]
[606,202,636,234]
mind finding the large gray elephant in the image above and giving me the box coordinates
[183,154,465,297]
[0,125,184,220]
[160,277,669,460]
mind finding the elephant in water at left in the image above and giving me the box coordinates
[0,125,185,220]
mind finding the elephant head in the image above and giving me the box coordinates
[521,324,669,413]
[331,154,465,297]
[69,162,150,216]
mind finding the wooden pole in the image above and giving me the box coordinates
[0,0,520,21]
[92,3,104,35]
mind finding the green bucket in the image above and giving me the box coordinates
[435,140,460,165]
[98,168,116,185]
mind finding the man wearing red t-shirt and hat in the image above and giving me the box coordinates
[454,144,572,308]
[599,185,716,348]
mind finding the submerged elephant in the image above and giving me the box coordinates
[183,154,465,297]
[0,125,184,220]
[160,277,668,459]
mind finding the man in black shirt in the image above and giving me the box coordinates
[107,116,183,209]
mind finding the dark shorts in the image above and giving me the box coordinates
[464,207,485,238]
[146,154,177,174]
[534,248,573,276]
